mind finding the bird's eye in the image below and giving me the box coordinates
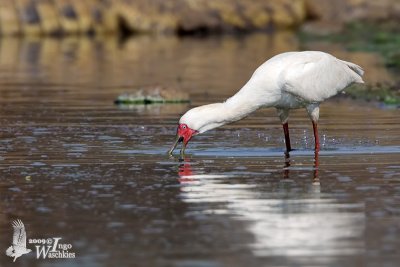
[182,125,187,129]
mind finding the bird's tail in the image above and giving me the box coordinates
[340,59,365,83]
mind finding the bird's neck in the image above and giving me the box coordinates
[199,89,267,132]
[222,82,276,121]
[194,102,255,133]
[192,82,279,133]
[221,96,261,123]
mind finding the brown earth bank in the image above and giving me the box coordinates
[303,0,400,34]
[1,0,399,36]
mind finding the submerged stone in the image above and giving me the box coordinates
[115,86,190,105]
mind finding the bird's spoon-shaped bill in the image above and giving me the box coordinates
[167,135,183,156]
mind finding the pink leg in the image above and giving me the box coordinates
[312,121,320,152]
[283,122,292,152]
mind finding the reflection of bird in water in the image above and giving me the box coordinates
[283,152,320,185]
[6,220,32,262]
[178,158,195,183]
[178,154,319,187]
[169,51,364,156]
[176,157,364,258]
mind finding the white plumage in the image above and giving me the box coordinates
[6,219,32,262]
[169,51,364,155]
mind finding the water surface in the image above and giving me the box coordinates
[0,34,399,267]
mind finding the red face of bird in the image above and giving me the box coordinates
[168,123,198,156]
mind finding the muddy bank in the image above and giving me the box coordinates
[305,0,400,29]
[0,0,306,36]
[3,0,400,36]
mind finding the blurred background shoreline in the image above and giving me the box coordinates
[0,0,399,37]
[1,0,399,104]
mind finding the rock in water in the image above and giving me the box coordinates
[115,86,190,105]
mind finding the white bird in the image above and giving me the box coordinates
[6,219,32,262]
[168,51,364,156]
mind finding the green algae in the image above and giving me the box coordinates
[300,22,400,69]
[345,84,400,106]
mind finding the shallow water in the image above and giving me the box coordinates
[0,34,399,267]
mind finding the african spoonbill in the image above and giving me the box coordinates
[168,51,364,156]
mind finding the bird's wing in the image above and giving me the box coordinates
[11,220,28,248]
[6,246,14,256]
[281,52,364,103]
